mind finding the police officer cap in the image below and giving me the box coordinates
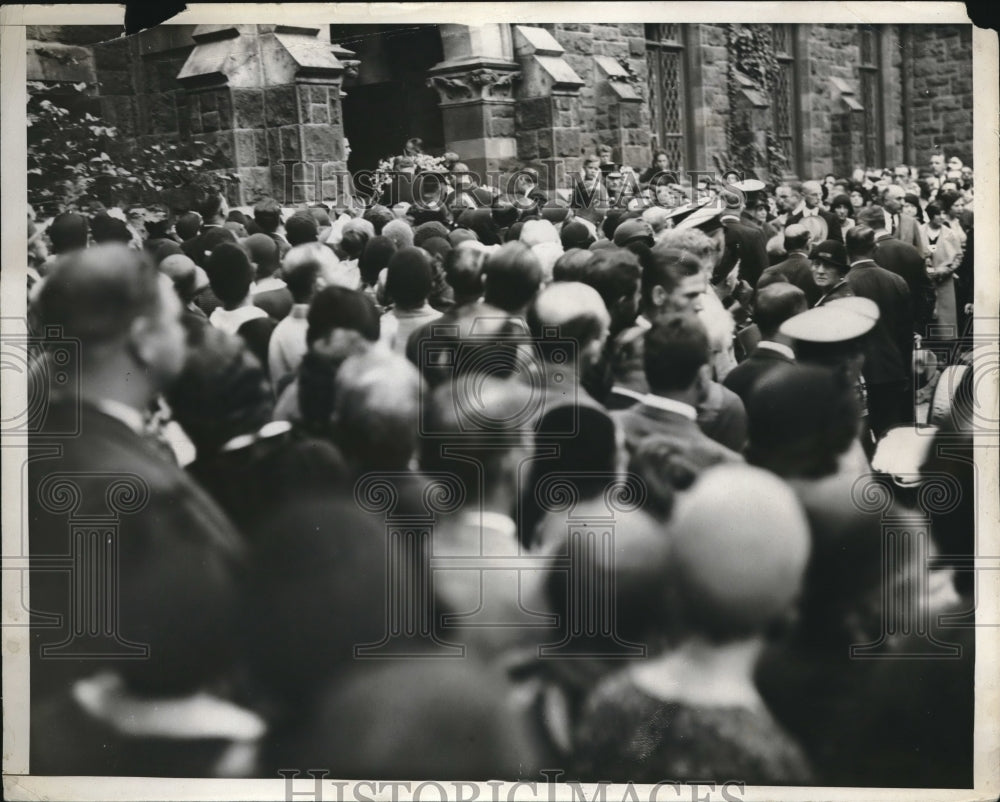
[780,304,876,343]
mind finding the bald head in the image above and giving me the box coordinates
[243,232,280,278]
[527,281,611,359]
[670,464,811,640]
[801,181,823,209]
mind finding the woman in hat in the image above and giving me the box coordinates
[922,201,963,329]
[809,239,853,306]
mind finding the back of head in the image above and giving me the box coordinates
[47,212,89,254]
[527,281,610,353]
[753,283,808,339]
[90,213,133,245]
[253,198,283,233]
[560,219,595,250]
[206,242,254,306]
[413,221,451,248]
[285,211,319,247]
[482,241,543,312]
[197,192,225,223]
[382,218,415,250]
[385,246,433,309]
[175,211,202,241]
[642,245,703,307]
[359,235,397,287]
[363,204,395,235]
[643,313,709,393]
[855,205,886,232]
[334,350,423,472]
[420,376,535,499]
[243,232,281,278]
[443,245,485,298]
[158,253,200,303]
[845,225,876,260]
[35,244,162,349]
[581,247,641,311]
[669,463,811,641]
[552,248,595,283]
[745,362,860,478]
[520,218,560,247]
[782,223,811,253]
[306,285,381,346]
[283,242,350,300]
[166,324,273,455]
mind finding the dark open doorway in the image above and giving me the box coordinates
[331,24,446,173]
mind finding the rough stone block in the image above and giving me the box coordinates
[517,130,539,160]
[237,166,273,202]
[218,91,233,129]
[189,106,203,134]
[98,70,133,95]
[492,116,515,138]
[629,37,646,57]
[516,97,551,130]
[233,89,265,129]
[253,130,268,166]
[234,129,257,166]
[265,85,298,127]
[553,128,580,157]
[279,125,302,161]
[302,124,336,161]
[266,128,282,163]
[202,110,220,133]
[200,91,217,113]
[310,103,329,124]
[149,93,178,133]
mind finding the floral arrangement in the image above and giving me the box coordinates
[371,152,447,195]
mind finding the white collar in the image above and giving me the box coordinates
[208,304,268,335]
[640,394,698,421]
[93,399,146,436]
[459,510,517,539]
[755,341,795,360]
[220,420,293,454]
[251,276,286,294]
[635,314,653,330]
[849,258,876,268]
[73,671,266,741]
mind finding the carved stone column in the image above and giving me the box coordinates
[426,24,521,180]
[177,24,352,205]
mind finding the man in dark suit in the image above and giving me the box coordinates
[714,188,769,288]
[856,206,935,337]
[878,184,929,257]
[785,180,843,243]
[756,224,821,305]
[844,226,915,435]
[28,245,246,750]
[613,313,743,469]
[724,283,807,407]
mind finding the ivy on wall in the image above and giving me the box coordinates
[723,24,788,183]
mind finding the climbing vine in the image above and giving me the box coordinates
[722,24,788,183]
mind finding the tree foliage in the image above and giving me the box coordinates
[27,81,239,217]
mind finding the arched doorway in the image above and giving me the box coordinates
[331,24,446,172]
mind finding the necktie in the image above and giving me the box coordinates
[891,214,899,234]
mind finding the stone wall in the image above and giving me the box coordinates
[546,22,652,172]
[909,25,974,166]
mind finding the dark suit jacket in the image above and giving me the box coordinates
[715,216,770,288]
[253,287,294,321]
[873,234,934,335]
[786,208,844,243]
[612,401,743,470]
[723,345,795,408]
[757,251,821,306]
[845,260,913,386]
[29,401,245,706]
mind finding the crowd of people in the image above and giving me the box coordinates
[24,142,976,787]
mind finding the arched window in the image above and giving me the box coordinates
[645,24,690,172]
[770,24,800,176]
[859,24,884,168]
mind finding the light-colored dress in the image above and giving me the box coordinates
[922,223,962,329]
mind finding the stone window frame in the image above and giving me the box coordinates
[770,23,802,178]
[858,23,886,170]
[643,23,693,174]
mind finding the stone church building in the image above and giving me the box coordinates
[27,22,973,205]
